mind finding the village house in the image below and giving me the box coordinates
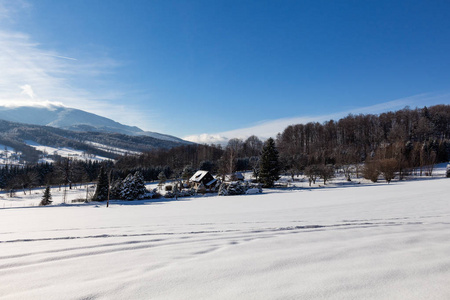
[189,170,218,191]
[225,172,245,182]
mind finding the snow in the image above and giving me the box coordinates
[0,165,449,299]
[25,140,109,162]
[85,141,141,156]
[206,178,217,186]
[246,187,261,194]
[0,144,22,166]
[190,170,209,182]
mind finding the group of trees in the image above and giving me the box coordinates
[1,105,448,201]
[115,135,280,186]
[111,105,450,188]
[0,159,110,196]
[92,168,149,201]
[276,105,450,181]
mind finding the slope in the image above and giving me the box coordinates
[0,105,189,143]
[0,119,189,163]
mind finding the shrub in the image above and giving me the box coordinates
[218,182,262,196]
[378,158,398,183]
[363,161,380,182]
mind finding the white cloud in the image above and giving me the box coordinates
[20,84,35,98]
[184,93,450,144]
[0,3,159,132]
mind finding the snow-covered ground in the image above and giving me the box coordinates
[85,141,141,157]
[25,140,110,163]
[0,144,22,166]
[0,165,449,299]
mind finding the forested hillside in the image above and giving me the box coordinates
[276,105,449,175]
[117,105,450,180]
[1,105,448,193]
[0,120,191,163]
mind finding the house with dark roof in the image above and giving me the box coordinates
[189,170,218,191]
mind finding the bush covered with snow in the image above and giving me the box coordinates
[218,182,262,196]
[218,183,228,196]
[164,188,196,199]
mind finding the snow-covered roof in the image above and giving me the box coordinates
[189,170,210,183]
[205,178,217,187]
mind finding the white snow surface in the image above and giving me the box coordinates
[25,140,109,162]
[85,141,141,156]
[0,144,22,166]
[0,168,449,299]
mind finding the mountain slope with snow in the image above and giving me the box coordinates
[0,119,189,163]
[0,105,189,144]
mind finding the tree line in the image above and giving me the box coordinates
[117,105,449,184]
[1,105,449,197]
[0,160,110,196]
[276,105,449,180]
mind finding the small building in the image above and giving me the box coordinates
[225,172,245,182]
[189,170,218,191]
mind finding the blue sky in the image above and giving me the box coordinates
[0,0,449,143]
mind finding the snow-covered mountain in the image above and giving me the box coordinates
[0,105,188,144]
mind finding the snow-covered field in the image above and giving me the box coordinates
[85,141,141,157]
[25,140,109,163]
[0,166,449,299]
[0,144,22,166]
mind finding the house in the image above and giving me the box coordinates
[189,170,218,190]
[225,172,245,182]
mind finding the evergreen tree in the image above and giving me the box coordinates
[39,186,52,206]
[120,171,148,200]
[120,173,135,200]
[110,178,123,199]
[259,137,280,188]
[93,166,109,201]
[133,171,148,198]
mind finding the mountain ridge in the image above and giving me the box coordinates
[0,105,188,144]
[0,118,190,164]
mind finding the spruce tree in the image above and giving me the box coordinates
[110,178,123,199]
[40,186,52,206]
[133,171,148,199]
[259,137,280,188]
[93,166,109,201]
[120,171,148,200]
[120,173,135,200]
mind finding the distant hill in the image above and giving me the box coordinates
[0,105,189,144]
[0,119,190,164]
